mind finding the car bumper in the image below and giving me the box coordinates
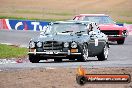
[107,35,126,41]
[28,51,81,56]
[107,34,127,37]
[28,51,81,58]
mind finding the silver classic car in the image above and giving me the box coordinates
[28,21,109,63]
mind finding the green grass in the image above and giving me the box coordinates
[0,15,68,22]
[116,21,132,24]
[0,16,29,20]
[0,44,28,59]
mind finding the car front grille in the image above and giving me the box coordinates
[43,41,63,51]
[101,30,119,35]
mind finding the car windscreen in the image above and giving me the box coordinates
[47,23,88,34]
[74,16,114,24]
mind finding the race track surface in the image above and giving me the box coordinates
[0,30,40,47]
[0,30,132,70]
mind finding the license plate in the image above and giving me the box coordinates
[46,52,53,54]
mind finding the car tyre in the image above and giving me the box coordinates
[78,44,88,62]
[97,44,108,61]
[29,55,40,63]
[117,39,125,44]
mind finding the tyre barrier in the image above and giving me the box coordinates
[0,19,49,31]
[0,19,132,34]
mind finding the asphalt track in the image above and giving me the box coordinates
[0,30,132,70]
[0,30,40,47]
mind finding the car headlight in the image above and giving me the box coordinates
[37,41,42,47]
[64,42,69,48]
[29,41,35,48]
[71,42,77,48]
[122,30,127,36]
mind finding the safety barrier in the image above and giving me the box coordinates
[0,19,49,31]
[0,19,132,35]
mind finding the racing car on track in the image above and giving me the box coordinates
[73,14,128,44]
[28,21,109,63]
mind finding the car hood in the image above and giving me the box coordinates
[31,33,90,43]
[99,24,125,31]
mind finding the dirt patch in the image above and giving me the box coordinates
[0,0,132,22]
[0,67,132,88]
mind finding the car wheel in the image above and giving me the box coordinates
[54,59,62,62]
[97,44,108,61]
[29,55,40,63]
[78,44,88,62]
[117,39,125,44]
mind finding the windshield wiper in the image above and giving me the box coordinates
[62,31,73,33]
[75,31,85,36]
[75,31,85,34]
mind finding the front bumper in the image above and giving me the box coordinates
[107,35,127,41]
[28,51,81,58]
[28,51,81,55]
[107,35,127,38]
[28,49,81,55]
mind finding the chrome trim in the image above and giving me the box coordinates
[28,52,81,55]
[107,35,123,37]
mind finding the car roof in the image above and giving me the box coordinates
[75,14,109,16]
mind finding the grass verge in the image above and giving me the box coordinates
[0,44,28,59]
[0,15,68,22]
